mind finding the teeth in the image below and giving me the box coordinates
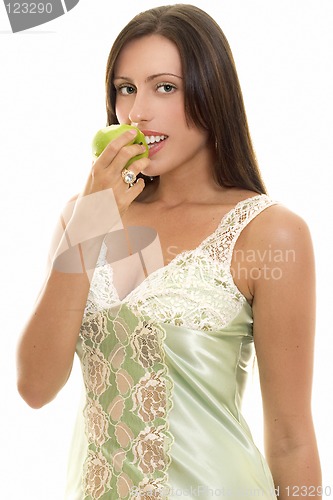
[145,135,167,145]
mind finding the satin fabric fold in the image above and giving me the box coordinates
[163,305,276,498]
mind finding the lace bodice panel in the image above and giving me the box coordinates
[84,194,277,333]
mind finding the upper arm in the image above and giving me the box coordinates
[248,205,317,453]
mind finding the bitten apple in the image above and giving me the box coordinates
[91,124,148,167]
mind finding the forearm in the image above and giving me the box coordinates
[17,190,123,408]
[17,265,92,408]
[267,440,322,500]
[17,224,109,409]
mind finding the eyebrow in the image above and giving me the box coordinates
[113,73,183,82]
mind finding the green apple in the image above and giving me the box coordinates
[91,124,149,167]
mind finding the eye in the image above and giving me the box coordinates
[156,83,176,94]
[116,84,136,95]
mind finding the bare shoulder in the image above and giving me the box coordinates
[245,202,313,251]
[233,202,315,301]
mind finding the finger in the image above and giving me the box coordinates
[107,143,148,172]
[119,159,150,192]
[88,127,146,190]
[125,177,146,200]
[114,177,146,215]
[125,157,151,177]
[96,156,150,191]
[95,129,139,169]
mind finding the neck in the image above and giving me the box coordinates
[148,150,226,207]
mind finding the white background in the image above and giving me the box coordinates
[0,0,332,497]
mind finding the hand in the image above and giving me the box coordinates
[51,129,150,277]
[82,128,151,215]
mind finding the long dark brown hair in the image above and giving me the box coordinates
[105,4,267,194]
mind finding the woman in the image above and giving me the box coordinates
[17,4,321,499]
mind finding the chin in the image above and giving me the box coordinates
[141,165,160,178]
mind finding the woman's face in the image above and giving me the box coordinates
[113,34,211,178]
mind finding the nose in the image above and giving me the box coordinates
[128,90,151,125]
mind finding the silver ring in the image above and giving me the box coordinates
[121,168,137,187]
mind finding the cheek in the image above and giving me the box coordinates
[169,96,186,121]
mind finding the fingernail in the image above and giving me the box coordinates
[129,129,137,135]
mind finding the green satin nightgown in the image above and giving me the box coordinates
[65,194,278,499]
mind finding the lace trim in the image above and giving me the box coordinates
[80,304,174,499]
[125,194,277,331]
[83,242,120,318]
[201,194,276,266]
[125,252,245,332]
